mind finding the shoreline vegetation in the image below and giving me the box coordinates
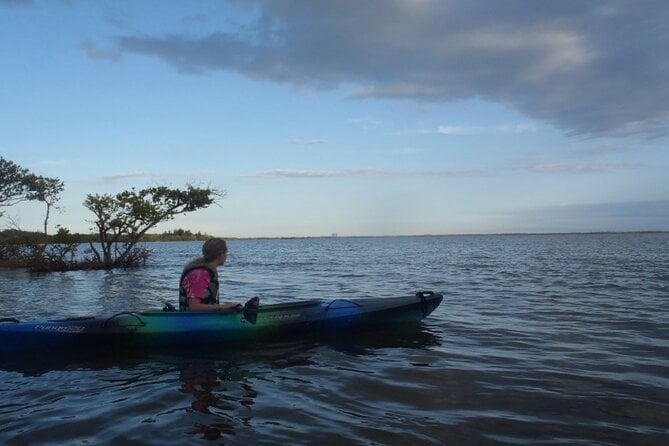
[0,228,214,244]
[2,157,225,273]
[0,228,215,272]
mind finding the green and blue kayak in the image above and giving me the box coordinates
[0,291,442,355]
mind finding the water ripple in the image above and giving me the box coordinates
[1,234,668,444]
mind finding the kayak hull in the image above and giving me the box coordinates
[0,292,443,355]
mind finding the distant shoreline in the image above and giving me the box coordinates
[215,230,669,241]
[2,230,666,245]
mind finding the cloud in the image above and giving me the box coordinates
[250,168,482,179]
[438,123,538,135]
[513,161,639,174]
[115,1,669,139]
[252,160,638,179]
[575,143,641,157]
[101,171,161,181]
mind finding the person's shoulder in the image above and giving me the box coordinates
[185,267,213,279]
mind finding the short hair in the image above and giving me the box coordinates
[202,238,227,262]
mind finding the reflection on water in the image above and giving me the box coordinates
[0,328,442,445]
[179,360,257,441]
[0,325,441,376]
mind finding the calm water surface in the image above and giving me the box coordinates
[1,234,668,445]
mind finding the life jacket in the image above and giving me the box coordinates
[178,262,219,311]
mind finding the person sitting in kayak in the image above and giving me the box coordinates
[179,238,241,312]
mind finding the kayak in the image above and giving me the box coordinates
[0,291,442,355]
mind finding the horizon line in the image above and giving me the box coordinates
[216,230,668,240]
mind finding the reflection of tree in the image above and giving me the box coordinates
[179,360,258,441]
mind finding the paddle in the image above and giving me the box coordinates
[241,296,260,324]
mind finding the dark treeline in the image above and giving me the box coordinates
[0,228,214,272]
[0,228,212,244]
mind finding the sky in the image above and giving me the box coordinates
[1,0,668,237]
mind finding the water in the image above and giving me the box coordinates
[1,234,668,445]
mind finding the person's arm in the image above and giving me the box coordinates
[187,299,241,312]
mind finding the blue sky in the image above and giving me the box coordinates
[1,0,668,237]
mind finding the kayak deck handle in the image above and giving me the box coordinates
[416,291,435,298]
[0,317,19,324]
[103,312,146,328]
[416,291,436,317]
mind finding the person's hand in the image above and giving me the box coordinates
[218,303,243,312]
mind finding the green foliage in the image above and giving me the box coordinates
[0,226,214,271]
[0,227,80,271]
[0,229,37,263]
[24,174,65,235]
[0,157,64,235]
[1,157,63,206]
[84,185,224,268]
[140,228,211,241]
[0,162,224,272]
[23,175,64,204]
[0,157,30,215]
[44,227,80,265]
[52,226,79,245]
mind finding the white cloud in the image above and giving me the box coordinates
[101,171,161,181]
[513,161,639,174]
[438,123,538,135]
[250,168,482,179]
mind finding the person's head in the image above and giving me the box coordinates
[202,238,228,264]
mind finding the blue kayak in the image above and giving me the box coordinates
[0,291,443,356]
